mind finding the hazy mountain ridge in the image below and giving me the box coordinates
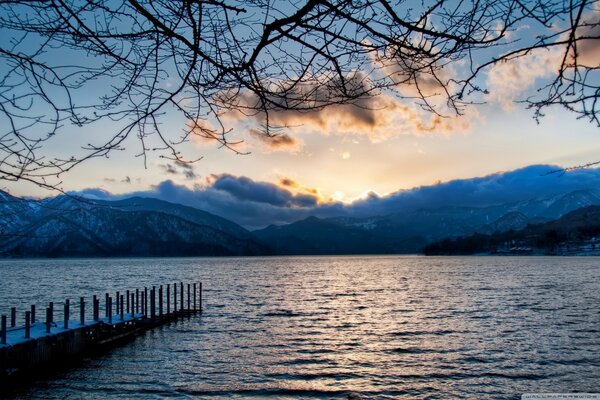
[0,193,270,257]
[1,185,599,257]
[423,205,600,255]
[253,189,600,254]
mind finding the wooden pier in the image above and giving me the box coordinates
[0,281,202,388]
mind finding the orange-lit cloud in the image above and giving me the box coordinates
[220,73,474,145]
[248,129,303,152]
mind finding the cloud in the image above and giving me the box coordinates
[74,165,600,229]
[576,9,600,68]
[211,174,318,207]
[486,9,600,109]
[486,47,562,110]
[160,162,197,180]
[248,129,302,152]
[222,72,473,144]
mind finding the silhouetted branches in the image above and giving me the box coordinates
[0,0,598,189]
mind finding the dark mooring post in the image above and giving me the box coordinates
[136,289,139,314]
[119,295,124,321]
[49,301,54,326]
[174,283,178,314]
[116,291,120,315]
[80,297,85,325]
[166,284,171,315]
[25,311,31,339]
[93,296,99,321]
[193,283,197,311]
[180,282,184,312]
[31,304,36,324]
[1,315,7,344]
[150,287,155,319]
[159,285,163,317]
[199,282,203,311]
[105,293,110,319]
[10,307,16,328]
[64,299,70,329]
[45,307,51,333]
[108,297,113,324]
[144,287,148,317]
[126,290,130,314]
[187,284,191,313]
[131,292,135,318]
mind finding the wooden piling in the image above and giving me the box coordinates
[45,307,51,333]
[199,282,202,311]
[24,311,31,339]
[174,283,178,313]
[150,287,155,319]
[105,294,110,319]
[93,295,99,321]
[187,283,191,312]
[108,297,113,324]
[159,286,163,317]
[130,293,135,318]
[80,297,85,325]
[1,315,6,344]
[126,290,130,314]
[64,299,70,329]
[193,283,197,311]
[180,282,184,312]
[166,284,171,315]
[10,307,16,328]
[144,287,148,317]
[120,295,124,321]
[135,289,139,314]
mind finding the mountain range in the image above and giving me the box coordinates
[2,184,600,257]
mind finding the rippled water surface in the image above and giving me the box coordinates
[1,256,599,399]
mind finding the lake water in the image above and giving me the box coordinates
[0,256,599,399]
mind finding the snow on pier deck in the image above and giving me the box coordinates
[0,282,202,388]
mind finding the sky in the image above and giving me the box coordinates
[1,1,599,227]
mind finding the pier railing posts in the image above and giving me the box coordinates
[25,311,31,339]
[105,293,110,319]
[45,307,51,333]
[187,284,191,313]
[116,291,120,315]
[93,295,99,321]
[143,287,148,317]
[126,290,130,314]
[180,282,184,313]
[166,284,171,315]
[193,283,197,311]
[80,297,85,325]
[174,283,178,314]
[120,295,124,321]
[31,304,36,324]
[131,293,135,318]
[108,297,113,324]
[10,307,16,328]
[159,285,163,317]
[64,299,70,329]
[150,287,155,319]
[1,315,6,344]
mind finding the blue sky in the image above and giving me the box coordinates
[1,1,599,221]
